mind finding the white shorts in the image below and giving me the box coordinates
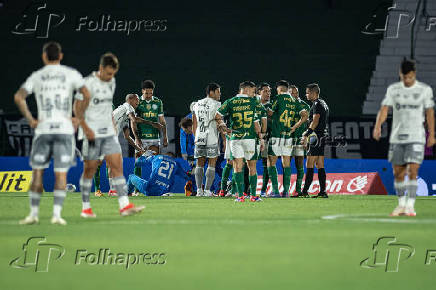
[268,137,293,156]
[388,143,425,165]
[292,145,305,157]
[230,139,257,160]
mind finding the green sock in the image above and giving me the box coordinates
[249,174,258,197]
[93,165,101,192]
[234,172,244,197]
[231,174,236,195]
[296,167,305,194]
[221,163,233,190]
[261,166,269,192]
[268,167,279,194]
[283,167,292,196]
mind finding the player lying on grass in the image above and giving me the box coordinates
[127,151,190,196]
[105,93,163,196]
[74,52,144,218]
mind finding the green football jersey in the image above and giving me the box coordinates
[262,101,273,138]
[293,98,310,141]
[135,96,163,140]
[217,94,260,140]
[270,94,304,139]
[255,101,267,133]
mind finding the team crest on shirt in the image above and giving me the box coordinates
[146,104,151,110]
[152,104,158,110]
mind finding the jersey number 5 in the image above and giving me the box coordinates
[158,161,175,179]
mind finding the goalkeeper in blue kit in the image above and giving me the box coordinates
[128,153,190,196]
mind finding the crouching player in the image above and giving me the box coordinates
[128,152,189,196]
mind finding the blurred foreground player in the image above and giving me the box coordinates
[298,83,329,198]
[74,53,144,218]
[15,42,90,225]
[128,151,189,196]
[373,59,435,216]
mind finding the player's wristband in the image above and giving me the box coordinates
[303,128,313,137]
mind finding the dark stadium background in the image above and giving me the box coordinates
[0,0,395,157]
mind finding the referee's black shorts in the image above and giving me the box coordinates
[307,133,326,156]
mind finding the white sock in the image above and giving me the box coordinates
[398,196,407,207]
[406,197,415,208]
[118,196,129,209]
[53,205,62,218]
[30,206,39,217]
[82,202,91,210]
[109,178,113,191]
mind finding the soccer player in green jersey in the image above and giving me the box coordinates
[134,80,168,178]
[256,83,271,197]
[216,81,263,202]
[289,85,311,196]
[267,80,308,197]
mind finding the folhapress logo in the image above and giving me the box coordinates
[11,2,65,38]
[9,237,65,272]
[360,237,415,272]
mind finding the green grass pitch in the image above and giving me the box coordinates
[1,193,436,290]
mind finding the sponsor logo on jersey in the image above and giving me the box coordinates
[0,171,32,192]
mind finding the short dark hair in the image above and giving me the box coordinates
[179,117,192,129]
[276,80,289,89]
[257,82,270,91]
[100,52,119,69]
[43,41,62,61]
[142,80,155,90]
[239,81,256,89]
[206,82,220,95]
[289,85,298,92]
[306,83,320,95]
[401,58,416,75]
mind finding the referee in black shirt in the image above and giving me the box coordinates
[298,83,329,198]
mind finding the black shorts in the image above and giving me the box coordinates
[307,133,326,156]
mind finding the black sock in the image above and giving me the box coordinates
[318,168,326,194]
[302,168,314,193]
[243,165,250,194]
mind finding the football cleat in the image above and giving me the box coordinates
[108,190,118,197]
[404,207,416,217]
[204,190,213,197]
[80,208,96,218]
[120,203,145,217]
[390,206,406,217]
[234,196,245,202]
[94,190,104,197]
[51,216,67,225]
[218,190,226,197]
[250,196,262,202]
[196,189,204,197]
[19,215,39,225]
[311,192,328,198]
[291,192,310,198]
[260,191,267,197]
[268,192,281,198]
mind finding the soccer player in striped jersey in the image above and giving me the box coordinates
[16,42,90,225]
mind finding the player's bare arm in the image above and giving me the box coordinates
[373,105,389,141]
[291,110,308,133]
[192,113,197,138]
[159,115,168,147]
[215,112,231,135]
[301,113,319,145]
[14,88,38,128]
[425,107,435,147]
[123,127,142,151]
[73,86,95,141]
[134,116,163,129]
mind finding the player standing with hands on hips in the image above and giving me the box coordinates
[373,58,435,216]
